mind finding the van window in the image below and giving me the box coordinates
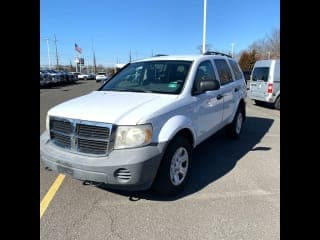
[228,60,243,80]
[252,67,269,82]
[214,59,233,85]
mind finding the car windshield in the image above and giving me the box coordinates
[100,60,192,94]
[98,72,106,75]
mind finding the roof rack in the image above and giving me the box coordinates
[203,51,232,58]
[153,54,168,57]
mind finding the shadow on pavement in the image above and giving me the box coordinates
[96,116,274,201]
[40,81,85,89]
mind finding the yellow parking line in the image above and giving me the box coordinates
[40,174,65,219]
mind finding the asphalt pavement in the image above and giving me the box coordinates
[40,80,280,240]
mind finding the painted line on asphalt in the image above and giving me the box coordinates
[40,174,65,219]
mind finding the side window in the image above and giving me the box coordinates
[214,59,234,85]
[228,59,243,80]
[193,60,217,91]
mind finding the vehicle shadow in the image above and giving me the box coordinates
[97,116,274,201]
[253,101,278,110]
[40,81,85,89]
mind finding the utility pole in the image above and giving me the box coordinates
[129,49,132,63]
[268,51,271,59]
[91,38,97,74]
[54,34,59,69]
[202,0,207,54]
[45,38,51,69]
[93,51,97,74]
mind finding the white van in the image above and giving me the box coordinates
[248,59,280,109]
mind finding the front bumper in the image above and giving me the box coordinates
[40,131,165,191]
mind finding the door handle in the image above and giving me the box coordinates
[234,87,239,92]
[216,94,224,100]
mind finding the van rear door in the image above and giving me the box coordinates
[250,67,270,98]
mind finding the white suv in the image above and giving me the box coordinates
[40,52,247,195]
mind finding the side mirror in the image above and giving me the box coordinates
[199,79,220,92]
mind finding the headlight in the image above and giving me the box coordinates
[46,114,50,131]
[114,124,153,149]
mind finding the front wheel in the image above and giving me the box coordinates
[152,136,192,196]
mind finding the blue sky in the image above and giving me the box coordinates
[40,0,279,67]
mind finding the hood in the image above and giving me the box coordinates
[48,91,178,125]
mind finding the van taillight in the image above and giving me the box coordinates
[267,83,273,93]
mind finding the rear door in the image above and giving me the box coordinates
[250,66,270,98]
[213,59,236,124]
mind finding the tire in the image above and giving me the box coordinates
[152,136,192,196]
[274,96,280,110]
[226,106,245,139]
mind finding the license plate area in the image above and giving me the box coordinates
[57,165,74,176]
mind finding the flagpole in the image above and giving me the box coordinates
[202,0,207,54]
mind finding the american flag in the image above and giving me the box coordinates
[75,43,82,54]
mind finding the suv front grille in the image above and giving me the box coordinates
[77,124,110,139]
[50,118,112,155]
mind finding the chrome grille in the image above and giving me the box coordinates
[51,132,71,148]
[77,124,110,139]
[51,119,72,134]
[49,117,112,155]
[78,138,108,155]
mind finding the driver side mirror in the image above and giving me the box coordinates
[199,79,220,92]
[193,79,220,95]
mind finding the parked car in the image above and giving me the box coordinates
[248,59,280,110]
[69,72,81,81]
[45,70,63,85]
[78,73,95,80]
[40,71,51,87]
[40,52,247,196]
[95,72,108,82]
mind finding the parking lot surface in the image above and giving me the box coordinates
[40,80,280,240]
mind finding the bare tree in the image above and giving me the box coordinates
[248,28,280,59]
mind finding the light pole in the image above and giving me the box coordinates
[202,0,207,54]
[45,38,51,69]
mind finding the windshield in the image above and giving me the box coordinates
[100,60,192,94]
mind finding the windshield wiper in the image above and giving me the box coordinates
[103,88,153,93]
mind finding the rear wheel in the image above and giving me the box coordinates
[226,106,245,139]
[152,136,192,196]
[274,97,280,110]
